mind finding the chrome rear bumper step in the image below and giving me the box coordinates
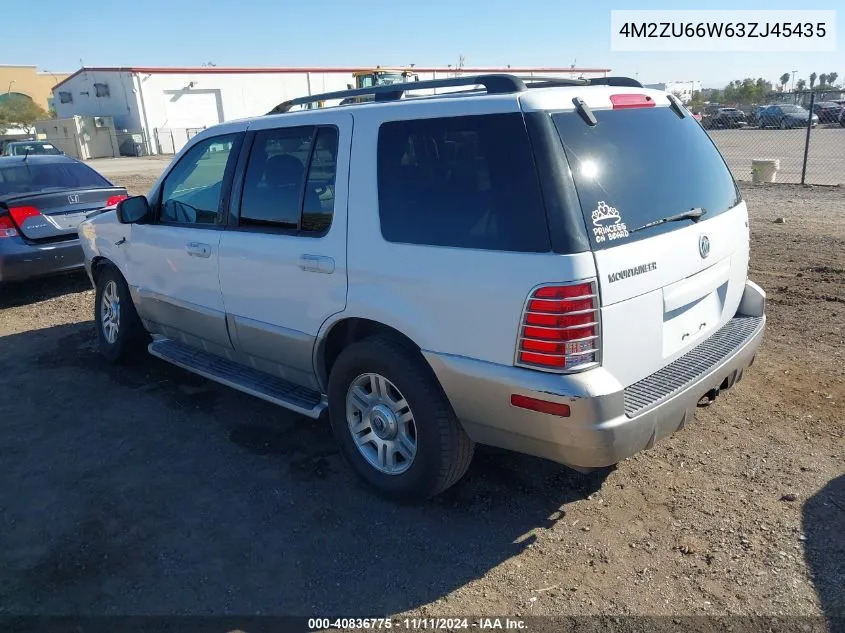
[148,339,326,418]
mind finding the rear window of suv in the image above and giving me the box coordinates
[552,106,741,249]
[377,113,551,252]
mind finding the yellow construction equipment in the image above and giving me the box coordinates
[351,67,419,89]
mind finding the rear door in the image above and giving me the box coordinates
[0,161,124,241]
[548,97,749,387]
[217,112,351,390]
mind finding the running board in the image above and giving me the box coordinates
[148,339,326,418]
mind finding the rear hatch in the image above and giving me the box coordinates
[549,93,750,387]
[0,161,126,242]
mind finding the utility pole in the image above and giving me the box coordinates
[791,70,797,92]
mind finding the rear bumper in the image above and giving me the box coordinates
[0,237,84,283]
[425,280,766,469]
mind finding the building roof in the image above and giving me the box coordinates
[53,65,611,89]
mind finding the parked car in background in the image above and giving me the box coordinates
[758,104,818,129]
[1,141,63,157]
[78,74,766,501]
[0,155,127,284]
[840,108,845,127]
[749,105,772,127]
[704,107,747,129]
[811,101,843,123]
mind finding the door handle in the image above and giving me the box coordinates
[299,254,335,274]
[185,242,211,258]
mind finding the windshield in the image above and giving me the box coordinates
[376,73,407,85]
[10,143,61,156]
[552,106,740,249]
[0,162,110,196]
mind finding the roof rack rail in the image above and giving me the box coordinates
[516,75,588,88]
[588,76,643,88]
[265,73,645,115]
[267,73,528,114]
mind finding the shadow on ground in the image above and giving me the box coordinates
[0,321,610,615]
[0,273,90,309]
[803,475,845,632]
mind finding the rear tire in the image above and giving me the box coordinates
[327,335,474,502]
[780,118,788,129]
[95,265,149,363]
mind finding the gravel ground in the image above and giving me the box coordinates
[709,127,845,186]
[0,179,842,621]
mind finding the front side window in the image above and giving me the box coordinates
[376,114,551,252]
[239,125,339,234]
[160,134,237,225]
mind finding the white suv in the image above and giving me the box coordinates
[78,75,766,501]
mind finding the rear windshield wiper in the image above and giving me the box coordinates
[630,207,707,233]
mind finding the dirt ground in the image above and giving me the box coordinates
[0,179,842,621]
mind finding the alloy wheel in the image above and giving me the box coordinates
[346,372,417,475]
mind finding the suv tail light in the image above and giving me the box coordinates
[515,281,600,372]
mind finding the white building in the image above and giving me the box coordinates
[52,66,610,155]
[644,80,702,103]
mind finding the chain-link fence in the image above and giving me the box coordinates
[699,90,844,186]
[153,127,206,155]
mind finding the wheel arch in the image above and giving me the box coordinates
[90,255,113,284]
[314,317,425,392]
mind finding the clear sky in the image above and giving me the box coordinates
[9,0,843,88]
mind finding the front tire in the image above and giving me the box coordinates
[95,265,149,362]
[327,335,474,502]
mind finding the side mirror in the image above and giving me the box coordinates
[116,195,151,224]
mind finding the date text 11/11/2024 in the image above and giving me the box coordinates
[307,617,527,630]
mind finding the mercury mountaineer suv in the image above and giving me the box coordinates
[78,74,766,501]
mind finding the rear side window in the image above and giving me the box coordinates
[377,114,551,252]
[0,162,109,196]
[553,107,740,249]
[239,125,339,235]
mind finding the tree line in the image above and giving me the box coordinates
[687,71,840,108]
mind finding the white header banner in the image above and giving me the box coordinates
[611,10,837,52]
